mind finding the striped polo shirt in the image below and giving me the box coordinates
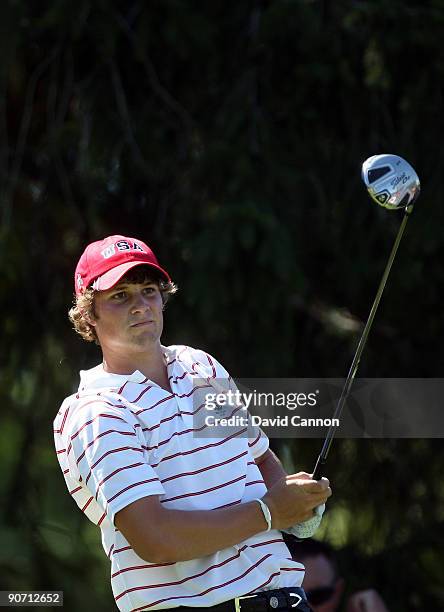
[53,345,305,611]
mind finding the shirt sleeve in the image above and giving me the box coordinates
[65,396,165,525]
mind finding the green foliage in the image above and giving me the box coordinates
[1,1,444,610]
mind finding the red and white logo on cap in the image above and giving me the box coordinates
[100,239,145,259]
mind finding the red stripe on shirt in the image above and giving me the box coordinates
[143,401,206,439]
[250,538,286,548]
[143,423,208,450]
[113,545,132,555]
[169,367,198,384]
[173,384,212,400]
[130,385,154,404]
[248,431,261,447]
[161,474,246,503]
[143,398,212,436]
[118,382,128,394]
[54,406,70,434]
[143,411,182,433]
[134,393,174,415]
[205,353,217,378]
[112,557,182,578]
[77,398,122,411]
[116,543,250,590]
[244,566,303,597]
[125,553,272,610]
[150,428,247,467]
[85,446,144,485]
[143,405,246,451]
[94,462,145,500]
[81,496,94,512]
[160,450,248,485]
[75,430,136,465]
[70,413,127,440]
[177,401,206,417]
[248,572,279,594]
[169,371,182,382]
[107,477,161,505]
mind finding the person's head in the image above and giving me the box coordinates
[68,235,177,352]
[283,536,344,612]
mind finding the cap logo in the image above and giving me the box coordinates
[76,273,84,288]
[100,240,145,259]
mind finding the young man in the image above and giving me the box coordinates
[54,235,332,612]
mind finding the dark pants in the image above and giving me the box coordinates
[160,587,312,612]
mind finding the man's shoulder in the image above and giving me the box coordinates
[165,344,204,359]
[166,346,232,388]
[53,386,135,437]
[166,344,227,373]
[165,344,217,363]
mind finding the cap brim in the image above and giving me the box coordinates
[92,261,171,291]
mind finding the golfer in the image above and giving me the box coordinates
[53,235,331,612]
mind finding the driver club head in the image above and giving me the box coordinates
[361,154,420,210]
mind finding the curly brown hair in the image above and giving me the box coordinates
[68,266,177,345]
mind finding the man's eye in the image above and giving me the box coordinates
[143,286,156,295]
[112,291,126,300]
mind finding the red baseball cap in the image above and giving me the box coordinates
[74,235,171,296]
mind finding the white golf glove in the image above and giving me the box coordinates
[281,503,325,539]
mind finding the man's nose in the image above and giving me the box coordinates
[131,291,151,313]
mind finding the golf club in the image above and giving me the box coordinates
[312,154,420,481]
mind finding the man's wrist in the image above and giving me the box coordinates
[254,498,272,531]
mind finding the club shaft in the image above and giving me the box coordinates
[312,208,412,480]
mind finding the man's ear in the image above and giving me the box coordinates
[80,309,97,327]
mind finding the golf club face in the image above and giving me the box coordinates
[361,154,421,210]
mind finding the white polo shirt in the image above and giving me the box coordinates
[53,345,304,611]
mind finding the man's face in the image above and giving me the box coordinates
[302,554,344,612]
[91,278,164,355]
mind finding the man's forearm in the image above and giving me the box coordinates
[116,450,317,566]
[136,499,270,563]
[164,501,272,561]
[158,450,286,561]
[256,448,287,489]
[117,464,331,563]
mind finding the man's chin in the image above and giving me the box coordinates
[131,332,162,348]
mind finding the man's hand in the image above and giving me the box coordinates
[346,589,390,612]
[262,471,331,530]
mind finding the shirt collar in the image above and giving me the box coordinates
[78,345,178,391]
[79,364,148,391]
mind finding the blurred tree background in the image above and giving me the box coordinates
[1,0,443,610]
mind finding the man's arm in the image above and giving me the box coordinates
[255,448,287,488]
[115,472,331,564]
[115,494,270,564]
